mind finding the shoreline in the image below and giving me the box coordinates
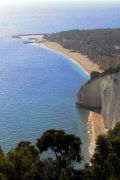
[36,39,102,75]
[41,44,90,76]
[88,112,106,159]
[15,34,102,75]
[14,34,105,159]
[42,43,90,76]
[37,39,105,159]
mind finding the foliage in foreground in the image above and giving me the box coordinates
[83,122,120,180]
[0,123,120,179]
[0,129,82,180]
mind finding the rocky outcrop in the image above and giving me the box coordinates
[77,77,102,113]
[77,72,120,129]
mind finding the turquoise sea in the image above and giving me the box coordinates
[0,5,120,161]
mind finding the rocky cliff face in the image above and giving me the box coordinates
[77,72,120,129]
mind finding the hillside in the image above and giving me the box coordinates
[44,29,120,70]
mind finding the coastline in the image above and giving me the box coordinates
[36,39,102,75]
[41,43,90,76]
[88,112,106,159]
[37,39,105,159]
[15,35,105,159]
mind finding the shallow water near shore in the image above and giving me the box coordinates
[0,36,89,160]
[0,5,120,162]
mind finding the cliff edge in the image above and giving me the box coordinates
[77,69,120,129]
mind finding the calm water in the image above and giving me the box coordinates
[0,5,120,161]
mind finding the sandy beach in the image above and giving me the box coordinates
[16,35,106,158]
[35,38,105,159]
[36,39,102,75]
[88,112,106,159]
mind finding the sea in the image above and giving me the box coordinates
[0,4,120,162]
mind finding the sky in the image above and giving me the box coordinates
[0,0,120,7]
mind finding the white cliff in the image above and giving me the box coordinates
[77,71,120,129]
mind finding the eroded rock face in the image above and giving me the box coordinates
[77,72,120,129]
[77,77,102,113]
[101,73,120,129]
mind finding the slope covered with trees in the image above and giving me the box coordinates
[0,123,120,179]
[44,29,120,70]
[0,130,82,180]
[83,123,120,179]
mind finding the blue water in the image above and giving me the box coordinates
[0,5,120,161]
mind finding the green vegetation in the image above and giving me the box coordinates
[101,64,120,76]
[1,124,120,179]
[44,29,120,70]
[36,129,81,169]
[90,71,100,79]
[87,65,120,84]
[0,130,82,180]
[83,123,120,179]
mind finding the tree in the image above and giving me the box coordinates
[111,137,120,157]
[107,153,120,175]
[83,123,120,180]
[7,141,42,180]
[41,158,59,180]
[0,173,8,180]
[95,135,111,158]
[36,129,82,169]
[0,131,82,180]
[1,123,120,179]
[90,71,100,79]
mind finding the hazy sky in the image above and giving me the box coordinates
[0,0,120,7]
